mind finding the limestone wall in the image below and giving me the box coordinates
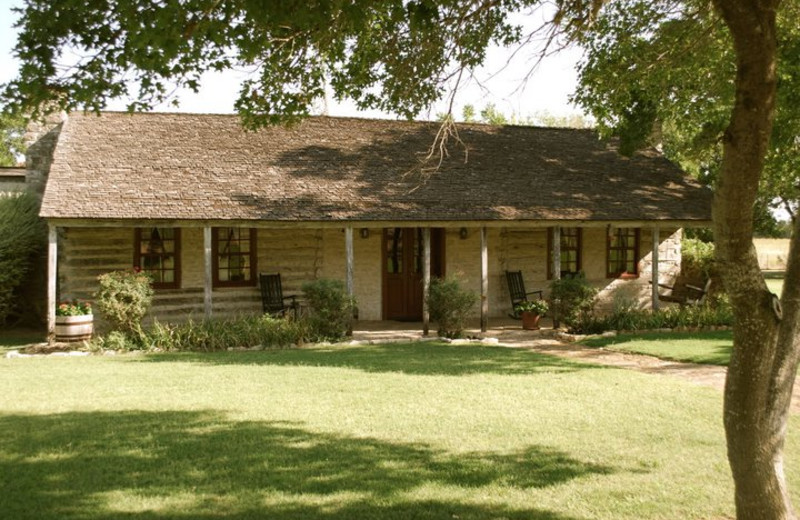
[56,224,683,329]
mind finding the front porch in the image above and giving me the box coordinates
[46,223,682,338]
[351,317,559,343]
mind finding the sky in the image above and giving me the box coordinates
[0,0,587,121]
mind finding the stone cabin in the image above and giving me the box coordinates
[29,112,712,334]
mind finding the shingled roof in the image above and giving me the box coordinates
[39,112,712,223]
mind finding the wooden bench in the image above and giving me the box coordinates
[654,276,712,306]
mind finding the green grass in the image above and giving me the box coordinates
[4,341,800,519]
[581,330,734,366]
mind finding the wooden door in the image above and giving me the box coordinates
[383,228,444,321]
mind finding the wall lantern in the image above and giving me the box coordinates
[459,227,469,240]
[360,228,370,239]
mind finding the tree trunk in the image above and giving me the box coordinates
[712,0,800,518]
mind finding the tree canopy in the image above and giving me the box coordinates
[573,0,800,224]
[0,113,25,166]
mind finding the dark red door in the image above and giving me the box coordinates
[383,228,444,321]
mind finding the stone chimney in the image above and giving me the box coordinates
[24,111,67,197]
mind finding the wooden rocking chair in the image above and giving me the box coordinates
[259,273,298,317]
[505,270,544,319]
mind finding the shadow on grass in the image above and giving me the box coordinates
[137,342,603,376]
[0,327,46,349]
[0,410,610,519]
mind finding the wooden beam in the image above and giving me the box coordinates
[204,226,213,319]
[47,217,711,230]
[652,226,660,311]
[47,224,57,343]
[345,227,354,296]
[481,226,488,332]
[422,228,431,336]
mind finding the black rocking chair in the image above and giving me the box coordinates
[505,270,544,319]
[259,273,298,317]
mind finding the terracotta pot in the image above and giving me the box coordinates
[521,311,541,331]
[55,315,94,342]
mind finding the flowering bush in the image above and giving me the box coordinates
[514,299,549,316]
[95,269,154,336]
[56,300,93,316]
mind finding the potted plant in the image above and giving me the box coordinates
[514,299,549,330]
[55,300,93,342]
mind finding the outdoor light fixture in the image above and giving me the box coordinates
[360,228,370,239]
[459,227,469,240]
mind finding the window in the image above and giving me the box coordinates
[607,228,640,278]
[548,227,582,279]
[135,227,181,289]
[213,228,257,287]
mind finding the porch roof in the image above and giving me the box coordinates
[40,112,712,223]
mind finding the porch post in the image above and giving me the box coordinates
[552,226,561,328]
[422,228,431,336]
[480,226,488,332]
[651,226,660,311]
[345,227,354,296]
[204,226,213,319]
[47,224,57,342]
[345,227,354,335]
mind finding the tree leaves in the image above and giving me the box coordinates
[1,0,532,128]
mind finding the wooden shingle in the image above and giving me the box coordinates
[40,112,712,223]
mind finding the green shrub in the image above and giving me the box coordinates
[144,315,304,352]
[514,299,549,316]
[572,296,735,335]
[0,193,45,324]
[549,274,598,328]
[301,278,356,342]
[427,276,478,339]
[94,269,154,337]
[682,237,716,279]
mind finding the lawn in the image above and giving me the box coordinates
[6,342,800,519]
[581,330,734,366]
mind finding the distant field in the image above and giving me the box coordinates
[754,238,790,271]
[766,276,785,295]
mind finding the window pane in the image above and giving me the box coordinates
[138,227,179,287]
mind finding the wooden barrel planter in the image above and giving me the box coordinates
[55,315,94,342]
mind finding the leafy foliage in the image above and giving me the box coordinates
[301,278,355,342]
[143,315,304,352]
[94,269,154,337]
[514,298,549,315]
[682,237,716,280]
[427,276,478,339]
[568,296,734,335]
[573,0,800,226]
[549,274,598,329]
[56,300,92,316]
[0,112,25,166]
[2,1,524,128]
[0,192,45,325]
